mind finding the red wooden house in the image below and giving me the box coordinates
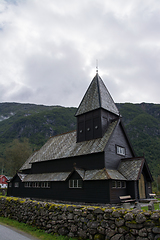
[0,175,8,188]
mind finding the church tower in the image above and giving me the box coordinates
[75,73,120,142]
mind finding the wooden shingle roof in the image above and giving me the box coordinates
[75,73,120,116]
[20,120,118,169]
[118,158,144,180]
[21,168,126,182]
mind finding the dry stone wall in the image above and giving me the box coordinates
[0,196,160,240]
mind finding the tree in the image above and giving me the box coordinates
[0,157,4,175]
[4,138,32,177]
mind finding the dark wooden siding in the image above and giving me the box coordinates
[77,109,103,142]
[142,170,152,198]
[126,181,137,199]
[146,182,152,196]
[76,109,118,142]
[109,180,127,203]
[101,109,116,136]
[109,180,137,203]
[31,152,105,174]
[8,179,110,203]
[104,122,134,169]
[7,175,23,197]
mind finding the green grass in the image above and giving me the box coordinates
[141,199,160,211]
[0,217,75,240]
[141,203,159,211]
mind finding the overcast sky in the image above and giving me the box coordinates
[0,0,160,107]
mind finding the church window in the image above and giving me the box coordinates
[116,145,125,156]
[69,179,82,188]
[24,182,32,188]
[112,180,126,188]
[112,181,116,188]
[33,182,40,188]
[117,181,121,188]
[14,182,19,188]
[121,181,126,188]
[41,182,50,188]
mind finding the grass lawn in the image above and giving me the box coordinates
[0,217,75,240]
[141,198,160,211]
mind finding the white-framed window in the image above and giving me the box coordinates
[14,182,19,188]
[35,182,40,188]
[112,180,116,188]
[24,182,32,188]
[9,183,12,188]
[117,181,121,188]
[69,179,82,188]
[41,182,50,188]
[116,145,125,156]
[112,180,126,189]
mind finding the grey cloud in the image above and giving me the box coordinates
[0,0,160,106]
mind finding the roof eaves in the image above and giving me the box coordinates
[104,168,111,179]
[97,74,102,108]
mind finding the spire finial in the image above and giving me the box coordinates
[96,59,98,73]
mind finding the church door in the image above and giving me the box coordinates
[139,173,146,199]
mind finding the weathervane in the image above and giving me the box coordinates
[96,59,98,73]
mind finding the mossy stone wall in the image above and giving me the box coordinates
[0,196,160,240]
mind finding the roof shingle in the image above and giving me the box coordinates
[75,73,119,116]
[26,120,118,165]
[118,158,144,180]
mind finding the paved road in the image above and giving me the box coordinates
[0,224,39,240]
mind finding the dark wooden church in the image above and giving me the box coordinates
[7,73,153,203]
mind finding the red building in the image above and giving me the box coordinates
[0,175,8,188]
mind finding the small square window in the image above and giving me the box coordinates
[41,182,50,188]
[74,180,78,188]
[14,182,19,188]
[69,179,82,188]
[117,181,121,188]
[46,182,50,188]
[116,146,125,156]
[25,182,32,188]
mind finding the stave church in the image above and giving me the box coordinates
[7,73,153,203]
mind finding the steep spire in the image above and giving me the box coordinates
[75,73,119,116]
